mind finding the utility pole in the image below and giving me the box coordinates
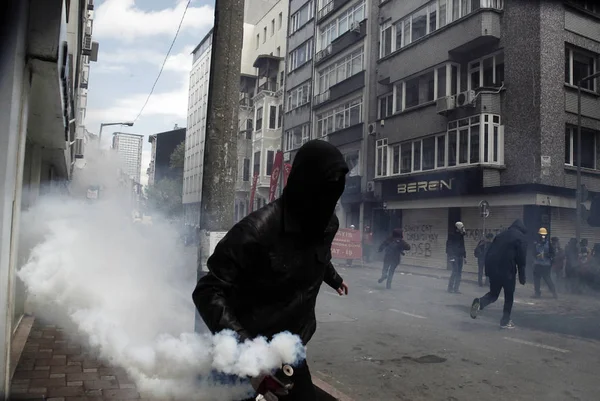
[196,0,244,298]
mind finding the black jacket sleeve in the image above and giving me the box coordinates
[515,236,527,282]
[323,218,344,290]
[192,220,263,340]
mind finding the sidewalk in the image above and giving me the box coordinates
[10,318,144,401]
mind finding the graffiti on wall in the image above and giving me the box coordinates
[403,224,438,258]
[464,226,507,241]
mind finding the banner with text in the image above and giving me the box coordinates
[331,228,363,260]
[269,151,284,202]
[283,163,292,187]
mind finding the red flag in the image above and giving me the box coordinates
[268,151,284,202]
[249,172,259,212]
[283,163,292,187]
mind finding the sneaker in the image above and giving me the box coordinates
[470,298,480,319]
[378,276,387,283]
[500,320,515,329]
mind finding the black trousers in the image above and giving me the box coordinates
[479,276,516,326]
[241,362,316,401]
[381,260,399,289]
[447,257,464,292]
[533,264,556,296]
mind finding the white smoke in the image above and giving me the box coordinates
[16,148,305,401]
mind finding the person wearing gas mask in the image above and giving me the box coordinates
[377,228,411,289]
[533,227,557,299]
[193,140,350,401]
[447,221,467,293]
[470,219,528,329]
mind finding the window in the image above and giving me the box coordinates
[256,34,260,49]
[318,0,365,51]
[284,124,311,151]
[316,98,363,137]
[565,125,597,169]
[243,158,250,181]
[345,152,360,176]
[286,81,311,111]
[569,0,600,14]
[291,1,314,34]
[289,39,313,72]
[394,62,459,112]
[565,46,598,91]
[266,150,275,175]
[253,151,261,175]
[376,139,388,177]
[468,52,504,90]
[378,93,393,119]
[269,106,277,129]
[380,114,503,177]
[271,19,275,36]
[263,27,267,43]
[279,12,283,29]
[256,107,263,130]
[317,48,364,95]
[278,105,283,128]
[378,0,503,59]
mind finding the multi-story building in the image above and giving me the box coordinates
[184,0,288,226]
[282,0,373,229]
[369,0,600,271]
[0,0,98,395]
[112,132,144,183]
[147,126,186,186]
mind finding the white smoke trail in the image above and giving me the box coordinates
[17,189,304,400]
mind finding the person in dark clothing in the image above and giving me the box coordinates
[565,237,579,293]
[192,140,350,401]
[470,219,528,329]
[474,233,494,287]
[551,237,565,292]
[447,221,467,293]
[377,229,411,289]
[532,227,557,298]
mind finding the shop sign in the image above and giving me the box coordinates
[381,168,483,201]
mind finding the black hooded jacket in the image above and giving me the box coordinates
[484,219,528,282]
[379,229,410,265]
[192,140,349,345]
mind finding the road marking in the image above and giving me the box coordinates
[513,300,536,306]
[389,309,427,319]
[503,337,570,353]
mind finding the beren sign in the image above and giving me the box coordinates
[397,178,455,194]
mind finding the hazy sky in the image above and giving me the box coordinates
[86,0,215,184]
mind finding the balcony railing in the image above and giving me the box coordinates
[317,1,334,20]
[239,93,253,107]
[257,81,278,95]
[315,44,332,63]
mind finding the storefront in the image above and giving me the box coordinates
[550,207,600,248]
[402,208,448,269]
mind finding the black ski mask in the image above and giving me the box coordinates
[282,140,349,236]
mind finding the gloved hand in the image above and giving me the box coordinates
[250,365,294,401]
[519,276,526,285]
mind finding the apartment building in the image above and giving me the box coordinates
[112,133,144,183]
[0,0,98,396]
[147,126,186,186]
[370,0,600,271]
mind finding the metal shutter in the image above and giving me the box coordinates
[461,206,524,273]
[401,208,449,270]
[551,207,600,247]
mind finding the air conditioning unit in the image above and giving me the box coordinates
[367,181,375,192]
[436,95,456,114]
[350,21,361,32]
[455,90,476,108]
[82,34,92,55]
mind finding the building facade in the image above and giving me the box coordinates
[0,0,98,396]
[147,126,186,186]
[370,0,600,271]
[112,133,143,184]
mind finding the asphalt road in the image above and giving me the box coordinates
[309,265,600,401]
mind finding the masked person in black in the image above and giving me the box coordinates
[447,221,467,293]
[193,140,350,401]
[377,229,411,289]
[470,219,528,329]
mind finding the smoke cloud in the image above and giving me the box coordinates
[17,148,304,401]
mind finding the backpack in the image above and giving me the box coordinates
[474,240,485,258]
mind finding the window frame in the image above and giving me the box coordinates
[317,0,366,52]
[288,39,314,73]
[315,97,363,137]
[565,125,597,169]
[286,81,312,112]
[565,45,598,92]
[284,123,311,151]
[290,1,315,34]
[467,51,505,90]
[317,47,364,95]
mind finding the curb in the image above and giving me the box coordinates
[313,377,354,401]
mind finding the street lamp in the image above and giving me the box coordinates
[575,71,600,245]
[98,121,134,144]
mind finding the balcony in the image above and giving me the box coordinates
[314,71,365,109]
[317,0,352,24]
[254,80,279,101]
[239,93,253,108]
[314,91,330,106]
[314,20,366,67]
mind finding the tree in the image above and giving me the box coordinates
[145,178,183,217]
[170,140,185,169]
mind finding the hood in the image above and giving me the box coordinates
[282,140,349,235]
[392,229,403,239]
[509,219,527,234]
